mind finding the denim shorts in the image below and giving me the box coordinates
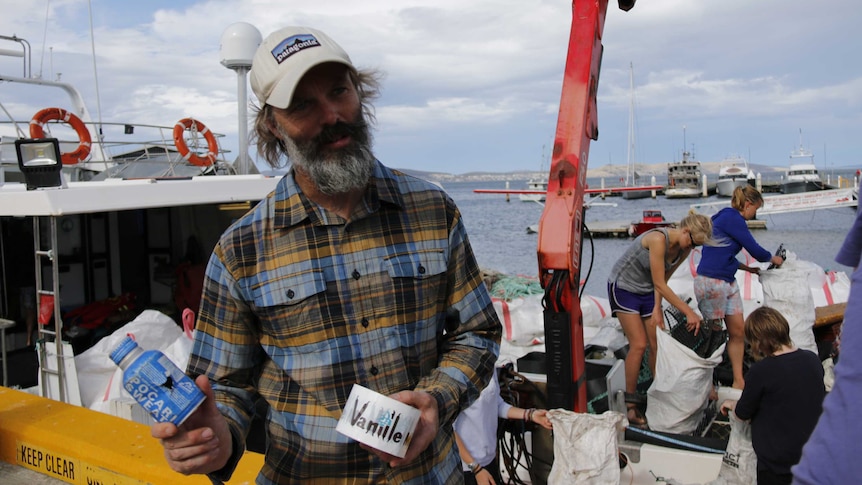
[608,281,655,318]
[693,275,743,319]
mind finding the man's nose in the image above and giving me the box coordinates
[318,99,343,126]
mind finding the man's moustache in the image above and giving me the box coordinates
[317,122,357,145]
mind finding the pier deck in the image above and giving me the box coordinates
[582,219,767,238]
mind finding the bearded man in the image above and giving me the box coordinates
[151,26,501,484]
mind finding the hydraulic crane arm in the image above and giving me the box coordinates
[538,0,635,412]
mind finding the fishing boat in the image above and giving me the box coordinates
[627,209,674,236]
[621,63,652,200]
[0,31,280,394]
[665,149,704,199]
[715,155,754,197]
[781,131,825,194]
[518,178,547,202]
[518,146,551,203]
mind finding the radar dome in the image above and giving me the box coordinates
[220,22,262,69]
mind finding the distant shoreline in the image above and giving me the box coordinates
[403,161,859,184]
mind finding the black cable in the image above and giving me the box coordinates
[579,221,595,299]
[497,368,549,484]
[553,270,566,312]
[543,269,566,313]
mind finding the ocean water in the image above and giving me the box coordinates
[447,176,858,298]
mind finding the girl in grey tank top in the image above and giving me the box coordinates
[609,228,682,294]
[605,211,713,427]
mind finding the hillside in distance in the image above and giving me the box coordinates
[400,160,789,184]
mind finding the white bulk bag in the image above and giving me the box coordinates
[646,329,724,434]
[74,309,194,419]
[493,293,611,345]
[758,252,817,355]
[546,409,626,485]
[708,411,756,485]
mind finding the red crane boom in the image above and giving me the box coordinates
[538,0,635,412]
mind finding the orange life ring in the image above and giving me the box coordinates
[29,107,92,165]
[173,118,218,167]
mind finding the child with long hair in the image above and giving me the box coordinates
[720,307,824,485]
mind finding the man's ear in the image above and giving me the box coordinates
[267,119,281,139]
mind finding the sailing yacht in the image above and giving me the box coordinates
[621,63,651,200]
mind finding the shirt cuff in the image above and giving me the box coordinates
[206,425,246,483]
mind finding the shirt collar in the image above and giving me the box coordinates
[272,160,404,228]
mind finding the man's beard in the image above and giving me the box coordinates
[280,116,376,196]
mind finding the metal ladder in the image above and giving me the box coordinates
[33,216,68,402]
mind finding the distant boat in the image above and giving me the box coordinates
[665,149,703,199]
[621,63,651,200]
[715,156,754,197]
[518,179,547,202]
[520,146,549,202]
[628,209,675,237]
[781,130,826,194]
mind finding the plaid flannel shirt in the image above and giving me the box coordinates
[189,162,501,484]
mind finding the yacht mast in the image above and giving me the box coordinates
[626,62,635,186]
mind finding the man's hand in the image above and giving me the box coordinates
[151,375,233,475]
[361,390,439,467]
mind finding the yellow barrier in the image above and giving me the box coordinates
[0,386,262,484]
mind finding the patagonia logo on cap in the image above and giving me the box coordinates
[271,34,322,64]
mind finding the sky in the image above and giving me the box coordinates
[0,0,860,175]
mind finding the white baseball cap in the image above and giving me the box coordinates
[250,27,354,109]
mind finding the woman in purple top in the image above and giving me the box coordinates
[695,186,785,389]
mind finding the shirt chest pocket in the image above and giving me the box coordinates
[384,250,448,279]
[253,270,328,339]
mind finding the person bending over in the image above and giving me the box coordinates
[608,209,713,426]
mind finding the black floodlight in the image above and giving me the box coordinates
[15,138,64,190]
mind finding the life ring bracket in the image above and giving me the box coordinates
[29,107,93,165]
[173,118,218,167]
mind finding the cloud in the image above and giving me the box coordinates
[1,0,860,174]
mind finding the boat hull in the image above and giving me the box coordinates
[629,221,674,236]
[519,179,547,202]
[715,179,752,197]
[665,187,702,199]
[781,180,826,194]
[518,193,546,203]
[621,189,652,200]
